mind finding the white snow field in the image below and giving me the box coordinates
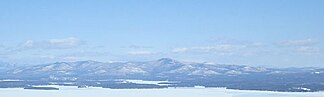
[0,86,323,97]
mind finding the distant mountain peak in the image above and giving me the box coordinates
[74,60,100,64]
[53,62,69,64]
[157,58,176,61]
[157,58,178,64]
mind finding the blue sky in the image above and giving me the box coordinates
[0,0,324,67]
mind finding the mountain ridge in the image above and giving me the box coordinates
[1,58,324,92]
[2,58,323,79]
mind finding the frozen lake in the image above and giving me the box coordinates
[0,86,323,97]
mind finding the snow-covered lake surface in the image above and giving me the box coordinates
[0,86,323,97]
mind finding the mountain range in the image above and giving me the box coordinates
[0,58,324,92]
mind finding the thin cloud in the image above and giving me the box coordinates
[21,40,34,48]
[296,46,320,54]
[62,56,79,61]
[0,37,85,56]
[172,48,189,53]
[172,44,247,55]
[127,51,154,55]
[0,43,5,48]
[125,45,153,49]
[39,55,56,59]
[38,55,79,61]
[277,39,318,47]
[193,44,246,52]
[276,38,321,55]
[20,37,84,50]
[47,37,84,49]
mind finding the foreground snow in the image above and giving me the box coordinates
[0,86,323,97]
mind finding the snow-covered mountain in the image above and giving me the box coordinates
[1,58,324,92]
[3,58,270,78]
[2,58,323,80]
[0,62,17,73]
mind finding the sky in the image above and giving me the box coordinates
[0,0,324,67]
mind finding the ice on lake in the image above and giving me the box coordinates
[0,86,323,97]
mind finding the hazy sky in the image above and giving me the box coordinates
[0,0,324,67]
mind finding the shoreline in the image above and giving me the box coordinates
[0,86,323,93]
